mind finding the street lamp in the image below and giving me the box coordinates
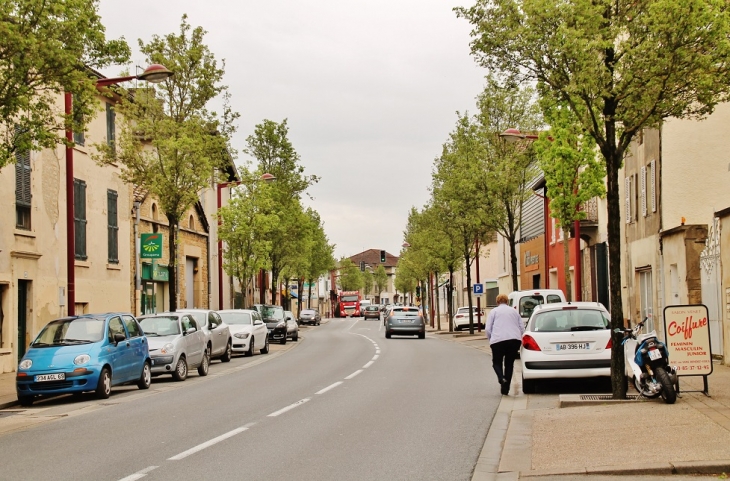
[65,65,174,316]
[216,173,276,308]
[499,128,539,143]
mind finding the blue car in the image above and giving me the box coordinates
[16,313,151,406]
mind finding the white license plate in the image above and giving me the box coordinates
[648,349,662,360]
[555,343,590,351]
[34,373,65,382]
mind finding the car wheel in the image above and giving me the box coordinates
[260,335,269,354]
[280,335,287,345]
[418,332,425,339]
[96,367,112,399]
[197,349,210,376]
[221,340,232,362]
[18,396,34,407]
[244,338,255,357]
[292,330,298,342]
[137,362,152,389]
[522,375,536,394]
[385,331,392,339]
[316,321,320,326]
[172,356,188,382]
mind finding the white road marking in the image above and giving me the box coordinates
[169,426,249,460]
[379,322,382,331]
[345,370,363,379]
[376,349,381,354]
[363,361,374,368]
[372,355,379,361]
[267,398,311,417]
[315,382,343,395]
[347,320,357,331]
[118,466,158,481]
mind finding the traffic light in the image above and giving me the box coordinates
[380,250,386,263]
[360,261,365,272]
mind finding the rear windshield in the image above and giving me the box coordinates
[530,309,609,332]
[139,316,181,336]
[365,306,379,311]
[218,312,251,325]
[391,308,419,316]
[518,296,544,318]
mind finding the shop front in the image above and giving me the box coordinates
[141,262,169,314]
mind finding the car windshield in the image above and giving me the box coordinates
[531,309,609,332]
[341,295,358,302]
[32,317,105,346]
[218,312,251,325]
[301,310,315,315]
[139,316,181,336]
[261,306,284,321]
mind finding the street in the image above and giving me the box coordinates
[0,319,498,481]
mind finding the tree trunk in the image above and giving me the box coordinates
[307,278,313,309]
[168,218,179,312]
[448,269,454,332]
[563,226,572,302]
[509,235,519,291]
[435,272,441,331]
[465,251,474,335]
[271,268,279,306]
[297,277,303,314]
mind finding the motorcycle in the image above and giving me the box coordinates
[616,318,678,404]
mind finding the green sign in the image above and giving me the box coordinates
[140,233,163,259]
[141,262,169,282]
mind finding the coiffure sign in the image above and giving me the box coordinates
[663,305,713,376]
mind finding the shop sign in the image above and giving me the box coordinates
[141,233,163,259]
[524,250,540,272]
[663,305,713,376]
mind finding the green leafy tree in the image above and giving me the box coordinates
[535,104,606,301]
[0,0,130,168]
[456,0,730,398]
[305,212,336,308]
[374,265,388,302]
[97,16,236,311]
[362,270,374,297]
[338,258,363,292]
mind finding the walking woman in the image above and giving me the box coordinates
[485,294,524,395]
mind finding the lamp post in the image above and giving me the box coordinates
[500,128,581,301]
[65,64,173,316]
[216,173,276,309]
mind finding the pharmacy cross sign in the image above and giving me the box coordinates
[140,233,163,259]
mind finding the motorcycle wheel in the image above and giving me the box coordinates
[634,375,661,399]
[655,367,677,404]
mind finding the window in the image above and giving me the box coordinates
[74,179,87,260]
[151,203,158,221]
[639,269,654,331]
[15,147,31,230]
[107,190,119,263]
[108,317,126,342]
[123,316,141,338]
[73,109,85,146]
[181,315,195,333]
[189,214,195,230]
[106,103,116,154]
[551,217,556,243]
[485,281,498,307]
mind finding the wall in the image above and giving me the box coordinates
[520,235,545,290]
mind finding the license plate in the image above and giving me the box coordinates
[34,373,65,382]
[555,343,590,351]
[648,349,662,360]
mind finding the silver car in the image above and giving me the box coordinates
[176,309,233,363]
[284,310,299,342]
[138,313,209,381]
[217,309,270,356]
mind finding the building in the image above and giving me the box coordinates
[345,249,399,305]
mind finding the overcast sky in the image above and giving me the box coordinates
[98,0,485,259]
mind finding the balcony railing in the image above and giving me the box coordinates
[581,197,599,223]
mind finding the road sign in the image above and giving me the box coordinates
[473,283,484,297]
[140,233,163,259]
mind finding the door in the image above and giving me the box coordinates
[108,316,132,381]
[182,315,203,365]
[17,280,29,363]
[252,312,266,349]
[186,258,195,308]
[123,315,147,379]
[209,311,225,356]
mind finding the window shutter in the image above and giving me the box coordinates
[106,103,116,152]
[15,149,31,206]
[107,190,119,263]
[74,179,87,260]
[650,160,657,213]
[625,176,631,223]
[640,166,647,217]
[551,217,556,243]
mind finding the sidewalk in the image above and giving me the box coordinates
[429,327,730,479]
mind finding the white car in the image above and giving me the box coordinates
[217,309,269,356]
[176,309,233,363]
[520,302,612,394]
[453,306,485,331]
[508,289,566,326]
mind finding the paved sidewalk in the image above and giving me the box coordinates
[428,326,730,479]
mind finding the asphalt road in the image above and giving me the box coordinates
[0,318,499,481]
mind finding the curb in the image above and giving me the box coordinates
[0,399,17,410]
[520,459,730,477]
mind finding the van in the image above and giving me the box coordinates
[508,289,566,326]
[359,300,371,315]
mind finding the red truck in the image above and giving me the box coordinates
[335,291,361,318]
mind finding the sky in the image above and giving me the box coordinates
[98,0,486,259]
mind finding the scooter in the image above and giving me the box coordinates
[616,318,678,404]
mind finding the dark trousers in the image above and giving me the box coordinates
[491,339,522,385]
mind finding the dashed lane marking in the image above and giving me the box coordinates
[267,398,311,417]
[118,466,158,481]
[168,425,252,460]
[315,382,343,395]
[363,361,374,369]
[345,370,363,379]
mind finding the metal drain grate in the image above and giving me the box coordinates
[579,394,639,401]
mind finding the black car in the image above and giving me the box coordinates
[385,306,425,339]
[298,309,321,326]
[362,305,380,320]
[259,305,288,344]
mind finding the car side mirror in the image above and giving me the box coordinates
[286,317,292,321]
[210,323,217,330]
[186,327,197,335]
[254,320,263,326]
[113,333,126,344]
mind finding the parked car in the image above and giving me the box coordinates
[176,309,233,363]
[298,309,321,326]
[359,300,372,314]
[453,306,486,331]
[259,305,288,344]
[16,313,151,405]
[284,310,299,342]
[138,313,208,381]
[215,309,270,357]
[384,306,426,339]
[520,302,612,394]
[363,305,381,320]
[508,289,566,326]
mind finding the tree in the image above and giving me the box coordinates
[338,258,363,291]
[534,104,606,301]
[373,265,388,302]
[218,168,278,307]
[97,16,236,311]
[0,0,130,169]
[456,0,730,397]
[305,212,336,308]
[362,270,374,297]
[476,77,541,291]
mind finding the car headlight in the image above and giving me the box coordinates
[19,359,32,370]
[73,354,91,365]
[276,321,285,328]
[160,343,175,354]
[234,332,250,339]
